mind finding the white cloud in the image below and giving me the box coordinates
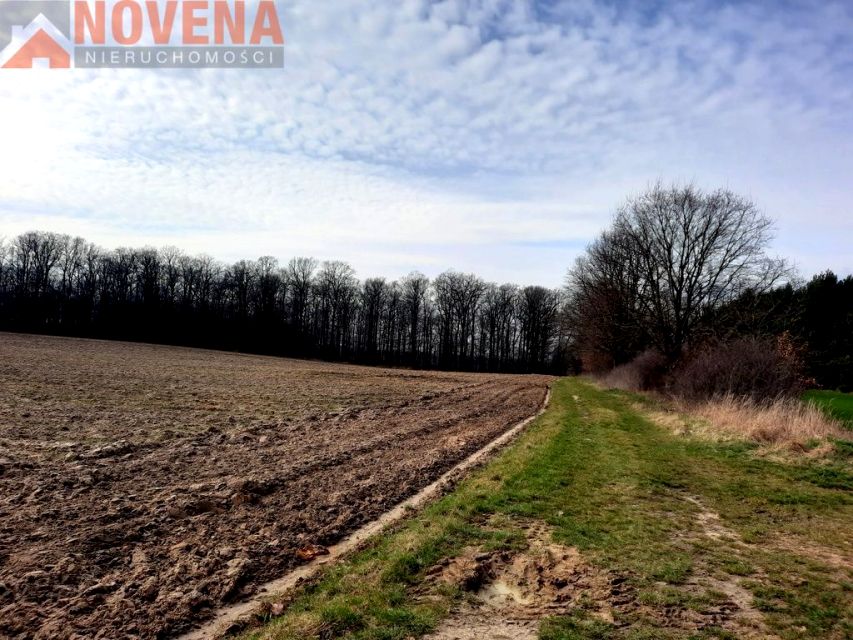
[0,0,851,286]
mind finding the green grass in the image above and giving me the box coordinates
[241,379,852,640]
[804,390,853,429]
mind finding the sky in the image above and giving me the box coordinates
[0,0,851,288]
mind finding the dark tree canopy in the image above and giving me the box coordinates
[0,231,568,374]
[569,183,789,367]
[710,271,853,391]
[5,185,848,388]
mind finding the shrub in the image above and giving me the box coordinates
[600,349,668,391]
[672,335,805,402]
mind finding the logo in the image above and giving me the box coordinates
[0,0,284,69]
[0,1,71,68]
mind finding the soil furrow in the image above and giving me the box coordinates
[0,334,552,639]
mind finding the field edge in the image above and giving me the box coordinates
[235,378,852,640]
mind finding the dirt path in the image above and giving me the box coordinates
[0,334,552,639]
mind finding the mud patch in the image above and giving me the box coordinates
[424,617,540,640]
[424,522,617,639]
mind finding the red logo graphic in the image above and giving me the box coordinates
[1,13,71,68]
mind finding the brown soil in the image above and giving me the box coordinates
[424,521,616,640]
[0,333,551,639]
[424,518,779,640]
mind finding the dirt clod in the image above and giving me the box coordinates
[295,545,330,562]
[425,515,781,640]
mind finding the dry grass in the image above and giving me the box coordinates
[599,366,640,392]
[634,404,725,442]
[678,394,848,449]
[594,364,847,451]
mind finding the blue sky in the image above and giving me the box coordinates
[0,0,851,287]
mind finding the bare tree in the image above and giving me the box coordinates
[136,248,161,308]
[315,261,358,356]
[253,256,282,319]
[14,231,64,297]
[360,277,387,357]
[569,183,789,365]
[402,272,429,364]
[519,286,559,370]
[478,283,519,370]
[284,257,317,335]
[567,226,648,370]
[160,246,183,306]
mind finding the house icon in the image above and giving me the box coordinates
[0,13,71,68]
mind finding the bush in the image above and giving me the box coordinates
[672,335,805,402]
[600,349,668,391]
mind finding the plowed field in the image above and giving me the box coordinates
[0,334,551,639]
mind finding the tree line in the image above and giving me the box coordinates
[5,184,849,388]
[710,271,853,392]
[0,231,569,374]
[566,183,852,392]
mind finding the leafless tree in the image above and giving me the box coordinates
[284,257,317,335]
[402,272,429,364]
[160,246,183,306]
[519,286,560,370]
[569,183,789,366]
[360,277,387,357]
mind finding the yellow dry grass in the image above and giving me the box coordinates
[677,394,847,449]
